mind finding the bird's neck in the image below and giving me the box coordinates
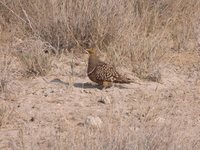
[88,54,99,70]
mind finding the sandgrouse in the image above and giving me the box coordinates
[86,48,133,88]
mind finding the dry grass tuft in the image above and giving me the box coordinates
[0,49,12,95]
[0,102,13,128]
[0,105,6,127]
[13,38,53,77]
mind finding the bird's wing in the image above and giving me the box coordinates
[95,62,120,82]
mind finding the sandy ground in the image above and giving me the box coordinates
[0,50,200,150]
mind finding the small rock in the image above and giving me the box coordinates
[50,90,54,93]
[98,96,111,104]
[83,89,92,94]
[77,122,84,127]
[155,117,165,124]
[129,126,140,132]
[146,70,162,83]
[57,119,71,132]
[85,116,103,129]
[30,117,35,122]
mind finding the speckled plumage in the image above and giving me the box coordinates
[86,48,132,87]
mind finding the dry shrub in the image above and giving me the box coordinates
[0,0,200,79]
[0,49,12,95]
[0,106,4,127]
[0,101,13,128]
[13,39,53,77]
[0,47,24,100]
[0,105,7,127]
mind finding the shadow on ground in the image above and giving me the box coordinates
[49,78,129,89]
[50,78,100,89]
[74,82,129,89]
[73,82,102,89]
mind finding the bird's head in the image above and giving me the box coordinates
[86,48,96,55]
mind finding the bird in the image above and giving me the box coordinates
[86,48,136,88]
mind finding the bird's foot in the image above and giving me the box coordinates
[100,81,114,92]
[102,81,112,89]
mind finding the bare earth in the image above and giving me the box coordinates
[0,50,200,150]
